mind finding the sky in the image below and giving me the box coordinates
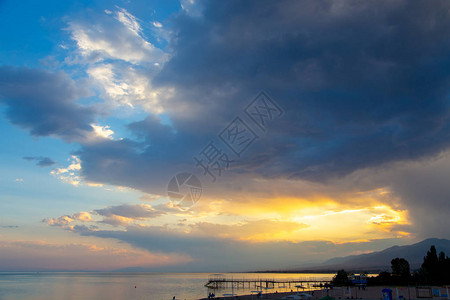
[0,0,450,272]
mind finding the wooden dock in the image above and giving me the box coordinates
[205,276,332,290]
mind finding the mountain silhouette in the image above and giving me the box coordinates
[297,238,450,272]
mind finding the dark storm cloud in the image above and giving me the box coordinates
[72,0,450,199]
[77,115,207,194]
[384,155,450,239]
[3,0,444,204]
[150,0,450,181]
[0,66,95,141]
[94,204,165,219]
[23,156,55,167]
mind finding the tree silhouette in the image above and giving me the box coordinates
[421,245,439,282]
[332,269,349,286]
[391,258,410,278]
[418,245,450,284]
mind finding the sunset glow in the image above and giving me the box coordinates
[1,0,450,274]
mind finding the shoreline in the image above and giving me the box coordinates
[199,285,450,300]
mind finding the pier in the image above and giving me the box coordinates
[205,275,332,290]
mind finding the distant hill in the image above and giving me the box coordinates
[294,238,450,273]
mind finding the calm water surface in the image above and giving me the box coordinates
[0,272,334,300]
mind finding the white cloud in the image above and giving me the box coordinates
[152,21,163,28]
[67,7,172,113]
[45,215,75,227]
[90,123,114,140]
[87,64,135,108]
[46,204,165,229]
[86,63,170,113]
[44,212,91,227]
[68,8,167,64]
[50,156,81,186]
[115,6,143,37]
[73,211,92,222]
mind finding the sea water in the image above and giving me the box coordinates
[0,272,334,300]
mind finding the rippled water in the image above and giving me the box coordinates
[0,272,334,300]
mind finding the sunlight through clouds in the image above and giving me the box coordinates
[1,0,450,274]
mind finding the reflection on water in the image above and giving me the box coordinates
[0,272,334,300]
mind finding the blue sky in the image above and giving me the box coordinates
[1,0,450,272]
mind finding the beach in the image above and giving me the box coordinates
[200,286,450,300]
